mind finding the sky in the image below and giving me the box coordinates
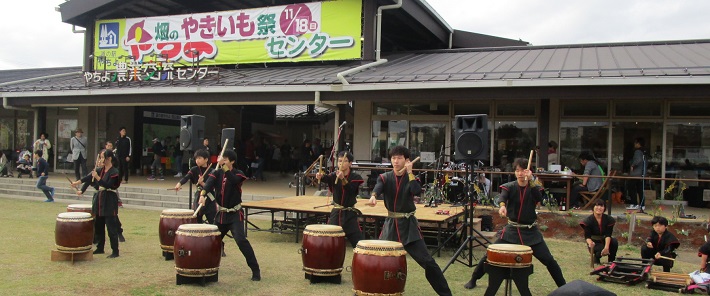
[1,0,709,70]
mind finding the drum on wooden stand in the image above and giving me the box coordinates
[174,223,222,285]
[300,224,346,283]
[55,212,94,253]
[67,204,93,216]
[159,209,196,259]
[486,244,533,268]
[352,240,408,296]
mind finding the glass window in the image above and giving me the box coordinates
[559,121,609,171]
[562,102,607,117]
[615,101,661,117]
[493,121,537,169]
[371,120,408,160]
[669,102,710,117]
[56,119,78,171]
[409,103,449,116]
[453,103,490,116]
[610,122,663,178]
[373,103,406,115]
[496,102,536,116]
[410,122,447,175]
[666,122,710,181]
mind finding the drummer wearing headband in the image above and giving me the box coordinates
[316,151,364,248]
[368,146,452,296]
[464,158,566,290]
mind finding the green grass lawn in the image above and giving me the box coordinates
[0,197,695,295]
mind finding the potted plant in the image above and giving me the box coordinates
[658,180,689,207]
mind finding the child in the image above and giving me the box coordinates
[174,149,214,224]
[16,153,32,178]
[33,150,55,202]
[641,216,680,272]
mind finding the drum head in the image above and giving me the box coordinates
[67,204,92,209]
[178,223,218,231]
[162,209,194,215]
[304,224,343,232]
[58,212,92,219]
[487,243,532,253]
[356,240,403,249]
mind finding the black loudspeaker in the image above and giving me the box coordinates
[548,280,615,296]
[180,115,205,151]
[221,128,235,151]
[454,114,488,161]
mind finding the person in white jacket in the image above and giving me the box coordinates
[33,132,52,161]
[70,128,88,180]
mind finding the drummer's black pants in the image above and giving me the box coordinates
[469,237,566,287]
[217,218,260,273]
[405,239,452,296]
[95,215,119,255]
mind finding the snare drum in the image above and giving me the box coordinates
[55,212,94,253]
[159,209,197,253]
[67,204,93,216]
[301,224,346,277]
[352,240,408,295]
[174,224,222,277]
[486,244,533,268]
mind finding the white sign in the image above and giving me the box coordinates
[420,152,435,163]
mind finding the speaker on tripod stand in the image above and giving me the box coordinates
[436,114,491,272]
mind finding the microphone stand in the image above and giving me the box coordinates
[432,159,492,272]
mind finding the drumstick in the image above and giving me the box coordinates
[194,143,226,219]
[525,150,534,181]
[318,154,324,185]
[63,173,78,190]
[398,156,421,174]
[658,255,676,261]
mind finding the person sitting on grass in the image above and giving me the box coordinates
[579,199,618,264]
[641,216,680,272]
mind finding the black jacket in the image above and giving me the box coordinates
[115,136,132,158]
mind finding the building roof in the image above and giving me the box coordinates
[2,39,710,105]
[0,67,82,85]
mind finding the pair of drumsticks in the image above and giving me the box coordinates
[192,139,229,218]
[365,156,420,206]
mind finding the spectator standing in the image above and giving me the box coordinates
[115,127,132,183]
[70,128,89,180]
[33,132,52,161]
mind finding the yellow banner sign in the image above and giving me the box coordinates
[92,0,361,69]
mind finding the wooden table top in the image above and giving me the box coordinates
[242,196,469,223]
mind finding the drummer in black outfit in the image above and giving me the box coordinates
[174,149,215,223]
[315,151,364,247]
[199,150,261,281]
[73,149,121,258]
[368,146,452,296]
[464,158,566,289]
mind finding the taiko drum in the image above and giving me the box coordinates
[67,204,93,216]
[173,224,222,277]
[486,244,533,268]
[352,240,408,296]
[55,212,94,253]
[159,209,196,253]
[301,224,346,277]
